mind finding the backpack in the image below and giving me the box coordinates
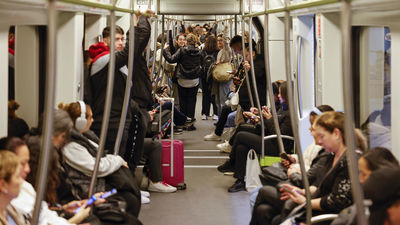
[203,52,216,73]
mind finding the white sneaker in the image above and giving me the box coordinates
[148,181,177,193]
[217,141,232,153]
[201,114,207,120]
[140,190,150,198]
[213,115,219,120]
[141,195,150,204]
[204,132,222,141]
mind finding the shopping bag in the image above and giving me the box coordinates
[245,149,262,192]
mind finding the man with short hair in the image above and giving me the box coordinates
[87,12,153,171]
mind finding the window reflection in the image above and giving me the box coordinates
[360,27,391,150]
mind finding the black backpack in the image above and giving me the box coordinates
[203,52,216,74]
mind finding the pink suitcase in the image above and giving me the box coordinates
[158,97,186,190]
[161,140,186,189]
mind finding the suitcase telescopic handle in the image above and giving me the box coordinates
[159,97,174,177]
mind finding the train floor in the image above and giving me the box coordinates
[139,92,251,225]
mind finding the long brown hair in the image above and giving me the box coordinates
[315,111,367,152]
[203,35,218,53]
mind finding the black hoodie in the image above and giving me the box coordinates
[163,44,203,80]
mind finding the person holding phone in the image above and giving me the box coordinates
[277,112,367,223]
[217,82,292,193]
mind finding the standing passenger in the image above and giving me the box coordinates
[201,35,219,120]
[88,11,153,171]
[162,33,203,131]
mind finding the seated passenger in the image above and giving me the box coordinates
[8,100,29,139]
[217,80,283,153]
[0,151,25,225]
[363,167,400,225]
[249,105,334,216]
[2,137,91,225]
[217,81,293,193]
[140,138,177,193]
[57,103,142,218]
[277,112,366,224]
[331,147,399,225]
[204,40,266,142]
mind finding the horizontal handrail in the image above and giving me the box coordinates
[263,134,294,141]
[59,0,154,15]
[216,16,236,22]
[242,0,340,17]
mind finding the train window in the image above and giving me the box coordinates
[358,27,391,150]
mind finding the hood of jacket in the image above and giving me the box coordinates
[88,42,109,60]
[184,45,202,57]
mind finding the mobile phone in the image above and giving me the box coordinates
[100,188,117,199]
[280,185,294,194]
[280,152,292,163]
[74,195,97,214]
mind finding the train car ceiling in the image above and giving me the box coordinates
[158,0,241,15]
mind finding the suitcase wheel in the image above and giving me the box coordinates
[177,183,187,190]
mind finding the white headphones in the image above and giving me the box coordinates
[75,101,87,131]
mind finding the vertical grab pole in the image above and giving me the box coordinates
[113,1,136,155]
[262,0,285,155]
[31,0,57,224]
[151,17,158,79]
[283,0,312,223]
[88,0,117,198]
[234,15,238,35]
[241,0,254,108]
[341,0,368,224]
[156,15,165,88]
[247,0,265,160]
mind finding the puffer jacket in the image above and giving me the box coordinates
[60,129,106,199]
[163,44,203,80]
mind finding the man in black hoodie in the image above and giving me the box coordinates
[87,11,153,171]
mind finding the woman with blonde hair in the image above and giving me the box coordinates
[0,151,25,225]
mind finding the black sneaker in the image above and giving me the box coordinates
[228,179,246,192]
[217,160,234,173]
[187,125,196,131]
[174,127,183,134]
[184,118,195,128]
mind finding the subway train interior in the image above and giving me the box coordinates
[1,0,400,224]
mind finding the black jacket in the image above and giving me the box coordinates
[88,15,152,132]
[163,45,203,80]
[289,149,332,187]
[314,153,357,214]
[262,108,293,156]
[239,55,267,111]
[131,16,153,110]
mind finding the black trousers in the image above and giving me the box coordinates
[143,138,163,182]
[201,77,218,116]
[178,84,199,119]
[228,123,260,146]
[229,131,265,179]
[214,105,233,136]
[250,185,285,225]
